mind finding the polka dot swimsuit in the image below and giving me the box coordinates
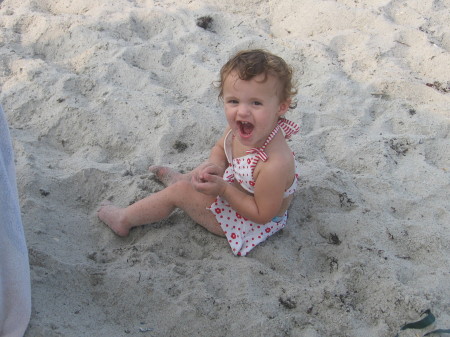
[209,118,300,256]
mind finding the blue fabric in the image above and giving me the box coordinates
[0,104,31,337]
[271,214,287,223]
[0,106,26,251]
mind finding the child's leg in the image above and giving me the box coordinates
[97,180,224,237]
[149,165,188,187]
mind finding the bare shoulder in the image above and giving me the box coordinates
[268,133,295,166]
[266,146,295,173]
[255,136,295,187]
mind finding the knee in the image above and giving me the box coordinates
[169,180,198,208]
[171,179,194,194]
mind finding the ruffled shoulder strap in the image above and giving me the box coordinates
[245,117,299,176]
[277,117,299,139]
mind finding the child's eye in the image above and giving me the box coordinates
[253,101,262,106]
[228,99,238,104]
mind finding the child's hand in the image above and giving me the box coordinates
[192,161,225,178]
[191,163,226,196]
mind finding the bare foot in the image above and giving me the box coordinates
[97,203,131,237]
[149,165,186,187]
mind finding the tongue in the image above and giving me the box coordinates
[241,123,253,135]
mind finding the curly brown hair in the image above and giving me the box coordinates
[218,49,297,109]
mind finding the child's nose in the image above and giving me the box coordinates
[237,103,251,117]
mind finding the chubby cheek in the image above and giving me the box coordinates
[224,108,236,125]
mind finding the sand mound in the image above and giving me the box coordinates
[1,0,449,335]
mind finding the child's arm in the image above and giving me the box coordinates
[223,159,287,223]
[194,154,289,224]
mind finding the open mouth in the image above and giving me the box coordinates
[238,121,254,137]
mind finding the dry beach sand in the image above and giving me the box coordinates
[1,0,449,336]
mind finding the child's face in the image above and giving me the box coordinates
[223,71,290,148]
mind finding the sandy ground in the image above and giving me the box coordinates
[1,0,449,336]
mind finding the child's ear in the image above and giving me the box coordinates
[277,99,291,117]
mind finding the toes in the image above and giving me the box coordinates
[97,200,113,212]
[99,200,112,206]
[148,165,161,173]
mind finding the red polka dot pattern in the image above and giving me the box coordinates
[210,197,287,256]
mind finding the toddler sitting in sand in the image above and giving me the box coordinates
[98,49,300,256]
